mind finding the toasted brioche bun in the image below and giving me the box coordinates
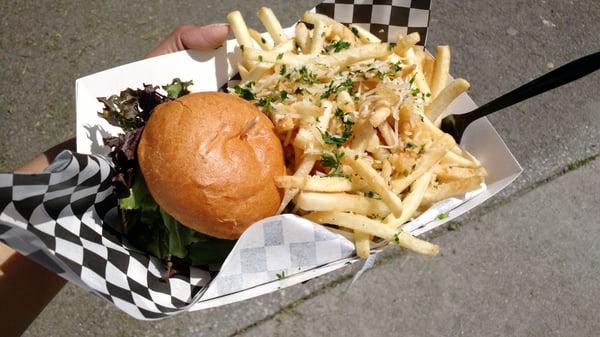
[138,92,285,239]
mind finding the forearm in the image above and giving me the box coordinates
[0,138,75,337]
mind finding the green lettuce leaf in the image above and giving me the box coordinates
[122,174,236,265]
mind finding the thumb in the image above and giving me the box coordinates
[180,24,230,51]
[145,23,230,58]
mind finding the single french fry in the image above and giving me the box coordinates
[342,154,403,217]
[258,7,288,45]
[354,231,371,258]
[238,64,249,81]
[310,20,328,55]
[350,24,381,43]
[316,100,334,131]
[275,175,354,192]
[245,63,274,83]
[295,22,311,54]
[320,43,390,68]
[227,11,255,67]
[393,32,420,55]
[295,192,391,217]
[440,151,481,168]
[425,78,470,122]
[246,43,390,69]
[301,11,338,26]
[422,176,483,206]
[351,120,377,154]
[249,28,273,50]
[386,171,433,227]
[369,100,391,127]
[420,50,435,86]
[302,12,357,44]
[304,211,439,256]
[430,45,450,99]
[336,90,356,112]
[378,122,396,148]
[277,154,319,214]
[405,48,431,97]
[433,165,486,181]
[381,158,393,183]
[391,134,455,193]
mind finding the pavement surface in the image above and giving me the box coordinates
[0,0,598,336]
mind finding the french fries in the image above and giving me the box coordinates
[227,8,486,259]
[295,192,391,218]
[305,212,439,256]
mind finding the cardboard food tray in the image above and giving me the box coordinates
[0,0,521,320]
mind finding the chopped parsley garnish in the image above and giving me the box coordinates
[412,87,421,97]
[365,191,382,200]
[277,53,284,60]
[276,271,286,279]
[322,132,347,147]
[258,55,264,62]
[393,232,401,244]
[402,169,410,177]
[321,109,354,147]
[258,96,273,110]
[325,40,351,53]
[405,142,418,149]
[321,151,343,169]
[321,151,350,179]
[437,212,449,220]
[298,66,320,84]
[409,74,416,85]
[388,42,397,51]
[389,61,402,73]
[351,26,359,37]
[320,78,354,99]
[279,64,287,76]
[233,82,255,101]
[280,90,288,101]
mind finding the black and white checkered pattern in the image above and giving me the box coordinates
[316,0,431,44]
[0,152,212,319]
[201,214,355,299]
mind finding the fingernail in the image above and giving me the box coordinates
[206,23,230,28]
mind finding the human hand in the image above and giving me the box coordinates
[145,23,230,58]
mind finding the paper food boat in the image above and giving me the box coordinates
[0,0,521,320]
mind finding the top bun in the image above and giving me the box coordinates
[137,92,285,239]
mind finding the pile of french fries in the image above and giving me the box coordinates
[227,8,487,258]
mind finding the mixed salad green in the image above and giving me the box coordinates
[98,79,235,278]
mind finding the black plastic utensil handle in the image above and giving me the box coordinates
[462,51,600,125]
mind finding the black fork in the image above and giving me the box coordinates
[441,51,600,143]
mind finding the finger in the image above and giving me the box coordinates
[145,23,230,58]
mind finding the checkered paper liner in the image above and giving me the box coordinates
[0,0,466,320]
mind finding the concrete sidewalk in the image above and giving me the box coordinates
[0,0,598,336]
[235,157,600,337]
